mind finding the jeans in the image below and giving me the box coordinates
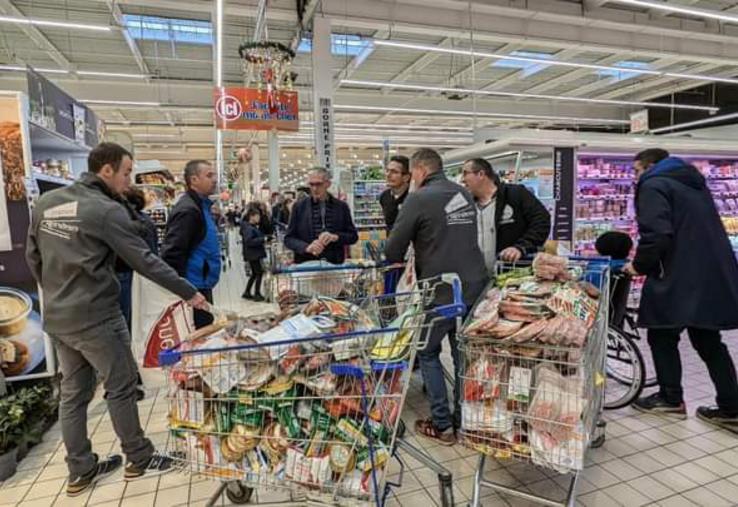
[193,289,214,329]
[417,316,461,432]
[648,327,738,412]
[51,314,154,477]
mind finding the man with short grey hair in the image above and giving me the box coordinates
[284,167,358,264]
[385,147,488,445]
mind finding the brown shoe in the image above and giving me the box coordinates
[414,418,455,446]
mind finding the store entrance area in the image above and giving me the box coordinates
[1,237,737,507]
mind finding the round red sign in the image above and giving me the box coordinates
[215,95,242,121]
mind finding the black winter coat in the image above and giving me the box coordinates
[633,157,738,330]
[494,183,551,256]
[284,194,358,264]
[240,222,266,261]
[161,191,206,277]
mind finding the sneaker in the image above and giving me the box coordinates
[66,454,122,497]
[414,418,456,446]
[124,452,180,481]
[253,294,265,302]
[241,292,253,300]
[696,406,738,433]
[633,392,687,419]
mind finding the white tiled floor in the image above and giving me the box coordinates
[3,238,738,506]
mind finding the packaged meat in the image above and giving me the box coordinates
[527,365,586,443]
[463,354,505,401]
[505,319,548,343]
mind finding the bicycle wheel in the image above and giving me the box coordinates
[604,327,646,409]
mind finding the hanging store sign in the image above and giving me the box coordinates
[213,87,299,131]
[553,147,575,242]
[630,109,649,134]
[315,97,335,172]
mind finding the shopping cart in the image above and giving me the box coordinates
[158,273,465,507]
[458,256,609,507]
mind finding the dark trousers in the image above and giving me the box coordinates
[116,270,142,388]
[418,316,461,432]
[648,327,738,412]
[245,259,264,297]
[193,289,214,329]
[52,315,154,476]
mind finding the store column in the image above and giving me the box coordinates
[312,16,336,178]
[268,129,280,191]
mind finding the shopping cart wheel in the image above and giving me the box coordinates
[396,418,406,439]
[590,420,607,449]
[225,481,253,504]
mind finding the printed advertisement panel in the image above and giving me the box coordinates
[213,87,299,131]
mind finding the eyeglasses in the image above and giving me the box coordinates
[308,181,326,187]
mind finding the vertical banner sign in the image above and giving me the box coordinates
[553,147,575,241]
[315,97,335,172]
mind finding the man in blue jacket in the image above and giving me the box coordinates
[161,160,221,328]
[285,168,358,264]
[625,149,738,431]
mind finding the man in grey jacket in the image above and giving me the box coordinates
[26,143,207,497]
[385,148,488,445]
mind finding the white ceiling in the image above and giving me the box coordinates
[0,0,736,185]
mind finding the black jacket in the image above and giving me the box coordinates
[114,200,159,273]
[385,172,489,307]
[633,157,738,330]
[240,222,266,261]
[379,187,409,232]
[493,183,551,256]
[284,194,358,264]
[161,190,206,277]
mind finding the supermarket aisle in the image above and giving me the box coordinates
[2,241,738,507]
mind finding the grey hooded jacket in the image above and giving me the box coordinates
[26,172,197,335]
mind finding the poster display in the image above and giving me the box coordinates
[0,94,52,380]
[553,147,575,242]
[213,87,299,131]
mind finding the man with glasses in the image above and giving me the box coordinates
[284,168,358,264]
[461,158,550,274]
[379,155,411,232]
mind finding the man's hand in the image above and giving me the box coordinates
[623,262,640,277]
[499,247,523,263]
[187,292,209,310]
[318,232,339,246]
[306,241,325,256]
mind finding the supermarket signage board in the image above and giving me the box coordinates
[26,67,99,147]
[630,109,649,134]
[315,97,335,172]
[553,147,575,241]
[213,87,299,131]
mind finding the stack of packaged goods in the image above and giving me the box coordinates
[458,254,603,473]
[165,296,416,500]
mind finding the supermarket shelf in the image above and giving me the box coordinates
[578,176,634,181]
[576,217,635,223]
[32,171,74,186]
[577,194,632,200]
[29,121,91,154]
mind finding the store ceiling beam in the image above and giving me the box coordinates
[518,55,626,94]
[630,66,735,101]
[334,29,388,90]
[482,47,579,92]
[288,0,321,52]
[0,0,73,71]
[382,37,453,90]
[562,58,681,98]
[311,0,738,66]
[595,62,724,100]
[106,0,150,77]
[442,44,522,89]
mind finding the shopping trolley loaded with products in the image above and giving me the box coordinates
[158,273,465,506]
[458,254,609,507]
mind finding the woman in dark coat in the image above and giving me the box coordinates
[240,208,267,301]
[625,149,738,429]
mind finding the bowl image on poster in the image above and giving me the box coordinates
[0,288,45,377]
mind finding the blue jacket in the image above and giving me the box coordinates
[161,191,221,289]
[284,194,358,264]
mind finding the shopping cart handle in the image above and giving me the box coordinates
[159,349,182,366]
[330,363,365,379]
[434,274,466,319]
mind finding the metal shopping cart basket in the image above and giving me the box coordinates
[158,273,465,506]
[458,256,610,507]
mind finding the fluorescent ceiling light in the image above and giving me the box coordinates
[651,112,738,134]
[334,104,629,125]
[607,0,738,23]
[0,64,68,74]
[82,100,161,106]
[341,79,718,112]
[373,40,738,85]
[78,71,148,79]
[0,15,111,31]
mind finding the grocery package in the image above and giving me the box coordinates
[458,254,603,474]
[164,296,413,500]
